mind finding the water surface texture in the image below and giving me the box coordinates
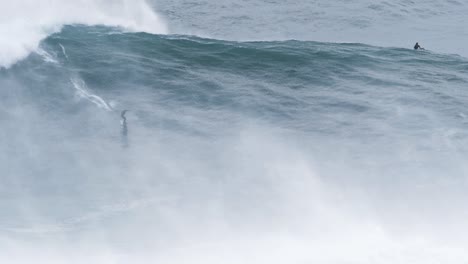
[1,0,468,263]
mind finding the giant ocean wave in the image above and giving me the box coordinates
[1,21,468,264]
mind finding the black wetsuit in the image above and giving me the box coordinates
[121,110,128,137]
[414,43,421,50]
[120,110,129,148]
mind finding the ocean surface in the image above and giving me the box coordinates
[1,0,468,263]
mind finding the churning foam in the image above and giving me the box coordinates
[0,0,167,68]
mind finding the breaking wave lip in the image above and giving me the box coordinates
[0,0,168,68]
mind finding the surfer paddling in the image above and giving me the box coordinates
[414,42,424,50]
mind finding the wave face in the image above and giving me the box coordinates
[157,0,468,58]
[2,25,468,263]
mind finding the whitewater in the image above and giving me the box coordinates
[1,0,468,263]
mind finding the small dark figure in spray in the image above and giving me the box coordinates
[121,110,128,147]
[414,42,424,50]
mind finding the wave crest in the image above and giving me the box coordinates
[0,0,167,68]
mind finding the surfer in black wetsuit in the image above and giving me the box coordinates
[121,110,129,147]
[414,42,424,50]
[121,110,128,136]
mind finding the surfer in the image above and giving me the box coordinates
[121,110,129,148]
[121,110,128,136]
[414,42,424,50]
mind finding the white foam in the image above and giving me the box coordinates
[0,0,168,68]
[58,44,69,60]
[35,48,58,64]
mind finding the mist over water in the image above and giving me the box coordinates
[2,1,468,263]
